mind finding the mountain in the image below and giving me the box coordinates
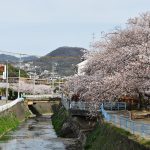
[0,46,86,76]
[22,56,39,62]
[33,46,86,76]
[46,46,84,57]
[0,54,19,62]
[0,54,38,63]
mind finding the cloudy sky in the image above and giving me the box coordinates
[0,0,149,56]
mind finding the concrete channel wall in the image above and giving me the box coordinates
[0,99,30,122]
[0,98,23,112]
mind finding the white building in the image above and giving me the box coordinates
[76,60,88,75]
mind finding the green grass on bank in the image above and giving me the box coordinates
[25,110,32,119]
[85,122,150,150]
[51,107,69,136]
[0,114,19,138]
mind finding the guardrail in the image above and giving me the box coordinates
[100,104,150,139]
[0,98,24,113]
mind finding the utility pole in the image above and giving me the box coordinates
[89,33,95,50]
[58,76,61,93]
[6,60,8,103]
[52,63,57,95]
[52,63,55,95]
[52,64,54,89]
[18,54,21,98]
[92,32,95,43]
[33,68,36,95]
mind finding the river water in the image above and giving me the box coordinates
[0,116,66,150]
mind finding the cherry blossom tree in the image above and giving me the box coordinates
[64,12,150,109]
[10,81,52,95]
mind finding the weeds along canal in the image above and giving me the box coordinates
[0,116,66,150]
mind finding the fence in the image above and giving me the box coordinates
[0,98,24,113]
[100,104,150,139]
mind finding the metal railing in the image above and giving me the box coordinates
[103,102,126,110]
[0,98,24,113]
[61,97,97,111]
[70,101,97,110]
[100,104,150,139]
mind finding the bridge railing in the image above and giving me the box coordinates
[23,94,61,100]
[0,98,24,113]
[100,104,150,139]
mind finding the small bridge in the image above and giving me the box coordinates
[23,94,61,99]
[23,94,61,105]
[22,94,62,116]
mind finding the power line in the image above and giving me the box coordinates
[0,50,27,56]
[0,49,42,58]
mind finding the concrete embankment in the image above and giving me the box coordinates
[0,101,31,138]
[52,105,150,150]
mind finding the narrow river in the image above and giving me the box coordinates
[0,116,66,150]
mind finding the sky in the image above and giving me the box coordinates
[0,0,149,57]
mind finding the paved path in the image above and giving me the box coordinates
[133,118,150,124]
[107,110,150,124]
[0,100,11,106]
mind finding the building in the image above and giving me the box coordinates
[76,60,88,75]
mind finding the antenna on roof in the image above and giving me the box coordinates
[89,32,95,50]
[92,32,95,43]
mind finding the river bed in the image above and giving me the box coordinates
[0,116,67,150]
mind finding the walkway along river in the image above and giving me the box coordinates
[0,116,66,150]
